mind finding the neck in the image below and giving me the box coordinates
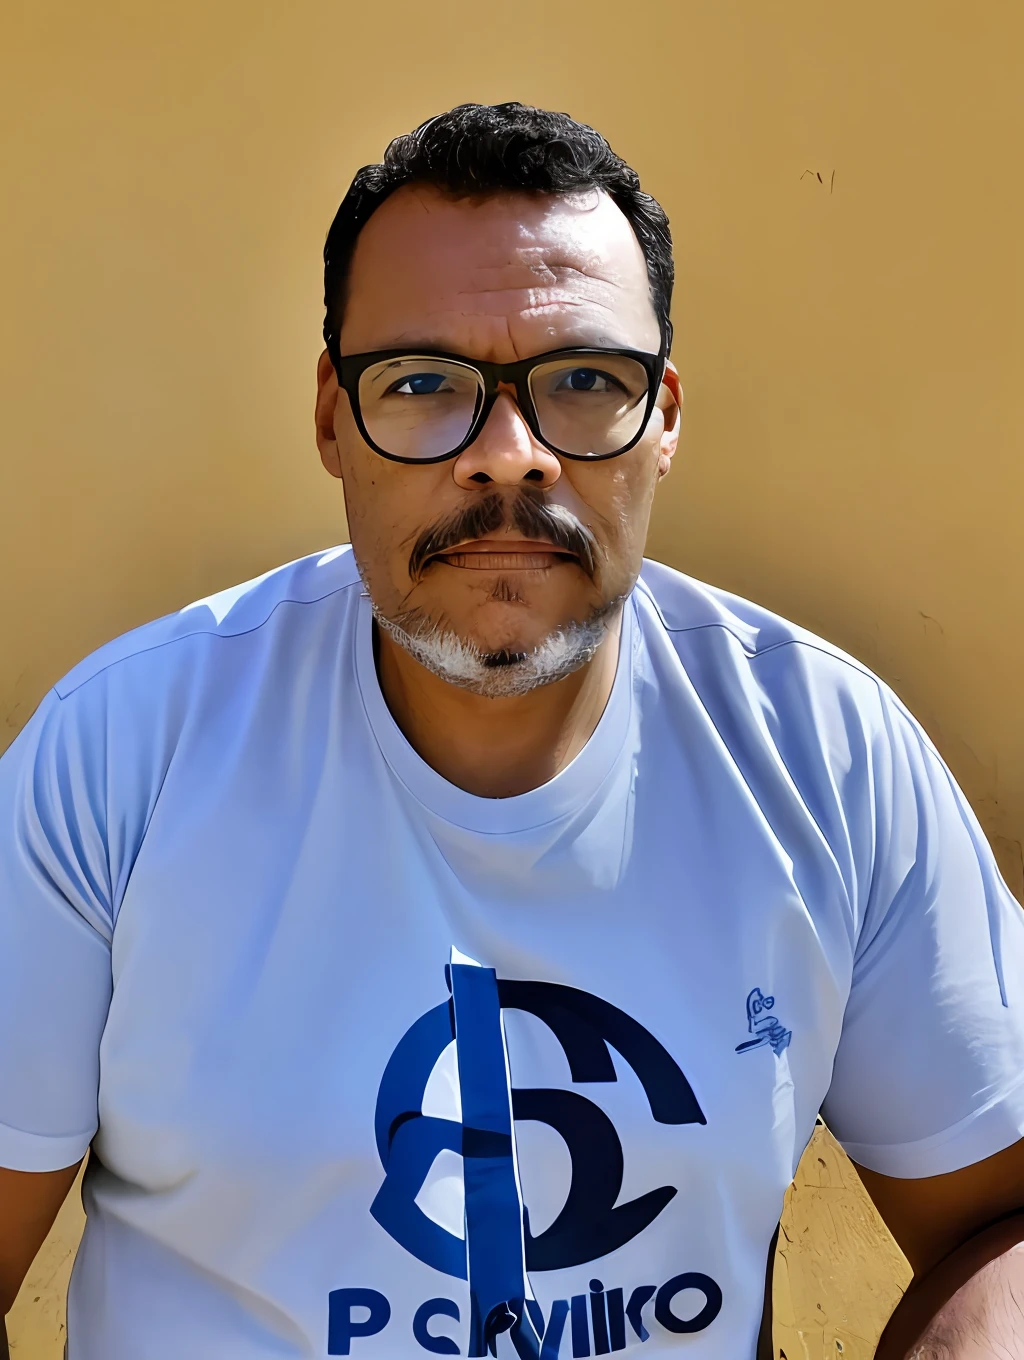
[375,612,624,798]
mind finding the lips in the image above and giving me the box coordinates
[408,490,599,582]
[431,538,580,571]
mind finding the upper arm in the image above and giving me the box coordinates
[0,692,113,1174]
[0,695,113,1318]
[821,696,1024,1186]
[816,688,1024,1276]
[0,1161,83,1315]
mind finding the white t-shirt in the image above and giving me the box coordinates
[2,546,1023,1360]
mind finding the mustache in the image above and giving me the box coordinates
[408,489,599,581]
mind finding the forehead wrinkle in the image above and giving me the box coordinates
[509,299,623,327]
[384,304,645,363]
[349,202,659,357]
[451,267,630,321]
[463,256,624,292]
[399,300,622,348]
[385,290,652,357]
[389,296,622,341]
[452,286,620,314]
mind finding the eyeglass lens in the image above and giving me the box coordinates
[356,354,651,460]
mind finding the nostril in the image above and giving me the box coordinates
[523,468,545,482]
[469,472,492,484]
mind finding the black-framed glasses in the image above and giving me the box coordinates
[333,346,666,464]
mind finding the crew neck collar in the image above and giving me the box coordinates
[354,594,638,835]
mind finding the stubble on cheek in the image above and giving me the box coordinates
[584,460,653,600]
[343,492,412,618]
[338,451,423,611]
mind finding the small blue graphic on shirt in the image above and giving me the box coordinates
[735,987,791,1056]
[361,950,718,1357]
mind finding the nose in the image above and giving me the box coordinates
[451,389,562,490]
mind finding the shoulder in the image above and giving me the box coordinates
[633,561,958,944]
[636,558,872,677]
[54,545,362,700]
[2,547,363,918]
[36,543,363,792]
[633,561,919,889]
[634,552,961,848]
[634,557,888,720]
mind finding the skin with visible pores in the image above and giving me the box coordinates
[318,184,679,658]
[909,1245,1024,1357]
[315,184,682,796]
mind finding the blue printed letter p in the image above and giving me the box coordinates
[328,1288,391,1354]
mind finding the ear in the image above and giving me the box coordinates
[315,348,343,479]
[655,361,683,480]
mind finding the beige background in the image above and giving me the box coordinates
[2,0,1020,1355]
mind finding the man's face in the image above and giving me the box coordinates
[315,184,681,670]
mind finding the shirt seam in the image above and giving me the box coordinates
[633,575,878,667]
[0,1115,95,1145]
[637,602,859,928]
[642,591,952,771]
[55,578,364,701]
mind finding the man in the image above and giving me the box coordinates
[1,102,1023,1360]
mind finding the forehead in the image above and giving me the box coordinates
[338,183,660,359]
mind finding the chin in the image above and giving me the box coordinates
[380,608,612,699]
[450,582,604,640]
[454,612,575,661]
[373,581,624,698]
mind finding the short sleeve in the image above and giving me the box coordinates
[0,690,114,1171]
[822,691,1024,1179]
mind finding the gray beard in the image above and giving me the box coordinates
[370,600,621,699]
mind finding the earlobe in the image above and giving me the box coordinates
[315,348,344,480]
[656,365,683,480]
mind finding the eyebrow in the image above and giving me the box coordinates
[356,334,647,357]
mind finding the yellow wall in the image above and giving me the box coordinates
[1,3,1021,1356]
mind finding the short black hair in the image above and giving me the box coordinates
[322,102,673,368]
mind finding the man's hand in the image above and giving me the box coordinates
[858,1138,1024,1357]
